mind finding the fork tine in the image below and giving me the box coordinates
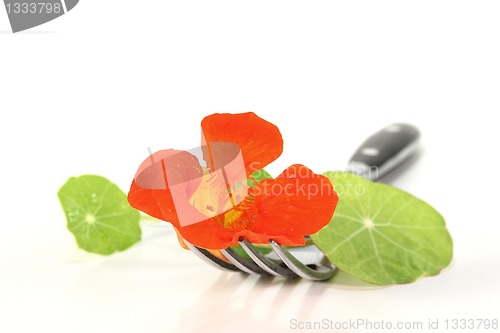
[269,240,337,281]
[239,239,298,278]
[184,241,240,272]
[186,237,336,280]
[221,247,271,275]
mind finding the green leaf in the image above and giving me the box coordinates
[311,172,453,285]
[58,175,141,255]
[247,169,273,187]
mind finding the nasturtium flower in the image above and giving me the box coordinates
[128,112,338,250]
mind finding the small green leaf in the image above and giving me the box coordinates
[311,172,453,284]
[58,175,141,255]
[247,169,273,187]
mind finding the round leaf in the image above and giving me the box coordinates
[311,172,453,284]
[58,175,141,255]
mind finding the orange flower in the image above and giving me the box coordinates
[128,112,338,250]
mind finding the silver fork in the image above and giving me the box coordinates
[186,123,420,281]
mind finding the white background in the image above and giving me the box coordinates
[1,1,500,333]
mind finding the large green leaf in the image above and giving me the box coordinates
[58,175,141,255]
[311,172,453,284]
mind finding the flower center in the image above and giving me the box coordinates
[188,170,252,230]
[188,172,235,216]
[222,208,245,229]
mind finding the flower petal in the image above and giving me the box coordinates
[201,112,283,175]
[129,148,254,250]
[128,149,205,226]
[174,217,238,249]
[245,164,338,246]
[128,180,175,222]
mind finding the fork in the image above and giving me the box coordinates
[185,123,420,280]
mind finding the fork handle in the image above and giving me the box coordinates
[346,123,420,181]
